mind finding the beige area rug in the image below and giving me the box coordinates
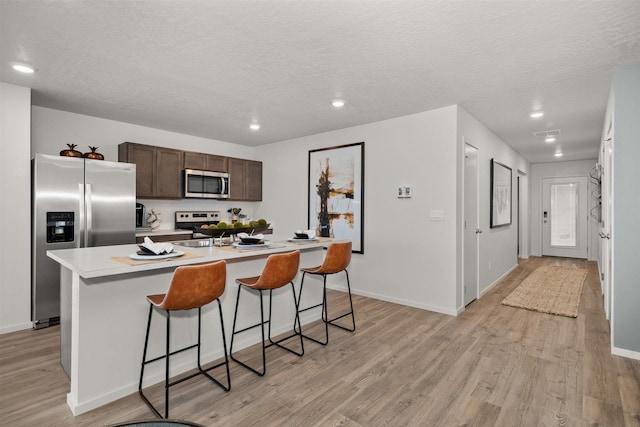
[501,265,588,318]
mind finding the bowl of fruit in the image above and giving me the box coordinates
[196,219,270,237]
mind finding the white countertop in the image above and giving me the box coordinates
[47,235,329,279]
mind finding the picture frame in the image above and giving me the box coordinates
[308,142,364,253]
[490,158,512,228]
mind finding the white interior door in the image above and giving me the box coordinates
[601,136,613,320]
[463,143,479,306]
[542,176,588,258]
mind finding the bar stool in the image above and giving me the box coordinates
[139,261,230,419]
[230,250,303,376]
[297,241,355,345]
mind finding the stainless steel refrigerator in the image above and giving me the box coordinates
[32,154,136,328]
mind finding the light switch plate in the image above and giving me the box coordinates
[397,186,412,198]
[430,210,445,220]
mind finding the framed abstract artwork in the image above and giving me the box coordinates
[308,142,364,253]
[490,158,512,228]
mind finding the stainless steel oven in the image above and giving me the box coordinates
[184,169,229,199]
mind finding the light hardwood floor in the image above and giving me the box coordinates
[1,257,639,426]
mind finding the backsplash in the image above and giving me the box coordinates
[137,199,259,230]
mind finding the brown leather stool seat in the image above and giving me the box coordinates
[230,250,303,376]
[139,261,230,419]
[297,241,355,345]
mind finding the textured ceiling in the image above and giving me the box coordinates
[2,1,640,163]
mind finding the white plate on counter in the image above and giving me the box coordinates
[287,238,319,242]
[232,241,270,250]
[128,250,186,260]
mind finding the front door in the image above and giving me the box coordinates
[463,143,479,306]
[542,176,588,258]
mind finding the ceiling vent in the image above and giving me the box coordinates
[533,129,561,138]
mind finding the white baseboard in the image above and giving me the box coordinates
[612,346,640,361]
[327,285,458,317]
[480,263,518,298]
[0,321,32,335]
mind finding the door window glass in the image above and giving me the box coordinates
[550,182,578,247]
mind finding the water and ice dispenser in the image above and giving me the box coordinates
[46,212,75,243]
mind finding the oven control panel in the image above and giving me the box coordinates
[175,211,220,225]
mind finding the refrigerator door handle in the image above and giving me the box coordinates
[78,183,86,247]
[85,183,92,247]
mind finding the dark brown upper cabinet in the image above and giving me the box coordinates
[119,142,183,199]
[119,142,261,201]
[228,158,262,201]
[183,151,228,172]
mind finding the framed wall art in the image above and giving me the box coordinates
[308,142,364,253]
[490,158,512,228]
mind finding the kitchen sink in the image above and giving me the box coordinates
[173,239,214,247]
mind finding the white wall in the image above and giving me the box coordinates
[457,107,530,304]
[255,105,527,315]
[31,107,262,226]
[530,160,598,259]
[0,83,32,333]
[256,106,461,314]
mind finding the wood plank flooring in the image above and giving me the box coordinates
[1,256,639,426]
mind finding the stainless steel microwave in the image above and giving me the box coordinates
[184,169,229,199]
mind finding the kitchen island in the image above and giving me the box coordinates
[47,237,328,416]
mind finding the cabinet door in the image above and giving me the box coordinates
[227,158,247,200]
[206,155,228,172]
[184,152,206,170]
[119,142,156,198]
[246,160,262,201]
[156,147,183,198]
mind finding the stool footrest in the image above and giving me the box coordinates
[143,343,199,366]
[298,302,323,313]
[234,320,270,335]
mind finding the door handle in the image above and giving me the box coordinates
[475,228,482,234]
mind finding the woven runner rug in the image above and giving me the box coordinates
[501,265,588,318]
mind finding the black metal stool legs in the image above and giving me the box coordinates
[139,302,231,419]
[328,270,356,333]
[230,283,304,376]
[297,269,356,345]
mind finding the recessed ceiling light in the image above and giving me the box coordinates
[331,99,345,108]
[530,111,544,119]
[249,123,260,131]
[545,136,556,143]
[10,62,36,74]
[554,152,563,157]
